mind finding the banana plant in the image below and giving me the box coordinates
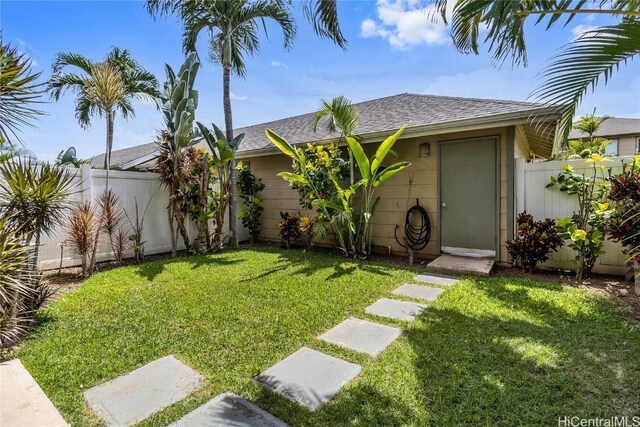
[266,125,410,257]
[197,122,244,250]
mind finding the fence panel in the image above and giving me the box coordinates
[515,157,631,275]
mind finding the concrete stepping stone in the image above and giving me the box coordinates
[319,317,402,356]
[365,298,426,321]
[255,347,361,411]
[1,359,68,427]
[169,392,289,427]
[414,274,459,286]
[393,284,444,301]
[84,355,204,427]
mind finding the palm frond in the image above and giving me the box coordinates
[531,20,640,152]
[313,96,360,137]
[0,40,45,144]
[303,0,346,49]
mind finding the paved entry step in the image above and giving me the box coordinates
[255,347,361,411]
[319,317,402,356]
[169,392,289,427]
[365,298,426,321]
[0,359,68,427]
[393,284,444,301]
[84,355,204,427]
[427,254,495,276]
[414,273,459,286]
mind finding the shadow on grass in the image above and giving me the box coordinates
[134,254,243,281]
[406,279,640,426]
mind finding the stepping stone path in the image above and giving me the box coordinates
[393,283,444,301]
[169,392,289,427]
[84,355,204,427]
[319,317,402,356]
[1,359,68,427]
[414,274,459,286]
[365,297,427,321]
[254,347,361,411]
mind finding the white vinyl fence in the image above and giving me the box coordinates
[515,157,633,275]
[37,165,244,270]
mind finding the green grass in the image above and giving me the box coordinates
[17,247,640,426]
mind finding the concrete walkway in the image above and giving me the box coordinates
[0,359,68,427]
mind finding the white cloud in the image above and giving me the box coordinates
[570,24,599,41]
[230,92,247,101]
[15,38,38,66]
[270,60,288,70]
[360,0,449,50]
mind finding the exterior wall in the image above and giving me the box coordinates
[615,135,639,156]
[246,126,512,263]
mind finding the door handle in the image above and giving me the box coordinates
[441,202,447,208]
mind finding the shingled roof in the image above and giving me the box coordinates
[234,93,552,155]
[90,141,157,170]
[568,117,640,139]
[91,93,555,169]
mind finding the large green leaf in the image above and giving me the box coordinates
[277,172,307,185]
[345,136,370,180]
[313,199,342,211]
[371,125,407,174]
[266,129,298,159]
[373,162,411,187]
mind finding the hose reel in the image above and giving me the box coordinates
[394,199,431,251]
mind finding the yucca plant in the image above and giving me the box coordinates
[0,159,76,268]
[124,197,151,263]
[66,201,99,278]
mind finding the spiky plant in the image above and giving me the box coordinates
[98,189,126,261]
[0,39,45,145]
[66,201,99,278]
[0,159,76,268]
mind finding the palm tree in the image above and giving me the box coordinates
[313,96,360,184]
[47,48,160,189]
[0,39,45,145]
[433,0,640,152]
[147,0,296,248]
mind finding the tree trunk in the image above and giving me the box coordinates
[197,155,210,252]
[223,64,238,249]
[167,206,176,257]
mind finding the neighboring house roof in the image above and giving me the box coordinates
[91,93,557,170]
[568,117,640,139]
[90,141,157,170]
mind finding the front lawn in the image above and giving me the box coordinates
[18,247,640,426]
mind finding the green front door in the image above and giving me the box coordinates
[439,137,498,257]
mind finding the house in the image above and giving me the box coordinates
[568,117,640,156]
[91,93,561,266]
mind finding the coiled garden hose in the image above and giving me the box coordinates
[394,200,431,251]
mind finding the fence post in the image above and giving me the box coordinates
[80,164,92,202]
[515,159,525,215]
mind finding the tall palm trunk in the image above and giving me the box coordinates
[223,63,238,248]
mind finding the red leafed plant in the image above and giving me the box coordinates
[507,212,565,273]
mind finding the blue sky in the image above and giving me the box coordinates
[3,0,640,161]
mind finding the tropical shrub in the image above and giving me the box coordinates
[547,157,613,280]
[156,52,200,255]
[197,122,244,251]
[290,142,348,209]
[300,215,327,248]
[66,201,99,278]
[268,125,410,257]
[124,197,151,263]
[0,220,56,351]
[237,162,265,243]
[99,189,128,264]
[558,113,612,160]
[278,211,301,249]
[507,212,564,272]
[0,158,75,268]
[606,157,640,293]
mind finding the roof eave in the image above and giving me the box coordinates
[237,107,560,159]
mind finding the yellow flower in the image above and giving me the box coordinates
[570,229,587,241]
[586,154,612,164]
[562,164,574,173]
[306,161,315,171]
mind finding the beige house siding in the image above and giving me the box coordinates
[615,135,640,156]
[246,126,515,263]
